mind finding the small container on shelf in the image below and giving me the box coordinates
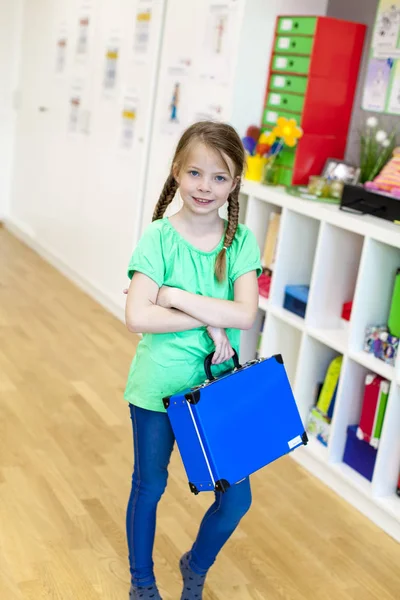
[284,285,309,318]
[343,425,378,481]
[245,155,268,182]
[258,268,272,299]
[306,355,343,447]
[341,300,353,332]
[307,406,331,447]
[364,325,399,367]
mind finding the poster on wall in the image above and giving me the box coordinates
[133,0,153,64]
[372,0,400,59]
[161,58,192,135]
[362,58,392,112]
[68,78,91,135]
[199,0,239,86]
[55,23,68,75]
[362,0,400,114]
[68,79,84,133]
[119,88,139,149]
[387,60,400,113]
[75,1,93,62]
[103,31,121,96]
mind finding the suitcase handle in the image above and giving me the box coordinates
[204,350,241,381]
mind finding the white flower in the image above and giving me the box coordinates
[376,130,387,143]
[382,138,391,147]
[366,116,378,128]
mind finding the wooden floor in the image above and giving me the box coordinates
[1,226,400,600]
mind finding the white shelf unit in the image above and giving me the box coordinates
[240,181,400,543]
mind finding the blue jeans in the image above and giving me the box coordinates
[126,404,252,586]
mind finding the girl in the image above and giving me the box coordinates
[124,121,262,600]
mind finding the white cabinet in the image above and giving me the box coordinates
[240,180,400,543]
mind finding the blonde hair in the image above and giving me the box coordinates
[152,121,245,282]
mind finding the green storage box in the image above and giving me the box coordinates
[266,91,305,113]
[274,35,314,55]
[262,107,302,127]
[277,16,317,36]
[272,54,311,74]
[277,167,294,187]
[270,74,308,94]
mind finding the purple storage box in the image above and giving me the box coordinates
[343,425,377,481]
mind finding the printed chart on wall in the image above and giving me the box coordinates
[161,58,192,135]
[68,78,90,135]
[133,0,154,65]
[75,1,93,64]
[119,87,139,150]
[55,22,68,76]
[362,0,400,114]
[103,30,121,97]
[199,0,239,86]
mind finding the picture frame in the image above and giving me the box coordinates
[322,158,361,184]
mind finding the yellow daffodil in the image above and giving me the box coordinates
[273,117,303,147]
[259,131,277,146]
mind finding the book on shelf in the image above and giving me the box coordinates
[262,211,281,271]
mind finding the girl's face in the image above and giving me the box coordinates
[174,142,238,217]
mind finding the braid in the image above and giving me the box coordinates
[152,173,178,221]
[215,182,240,282]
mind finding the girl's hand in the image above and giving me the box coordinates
[207,326,235,365]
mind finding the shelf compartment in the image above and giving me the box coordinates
[306,222,364,330]
[244,196,281,256]
[260,314,302,388]
[372,384,400,498]
[350,238,400,354]
[349,350,394,382]
[327,358,373,464]
[269,208,320,317]
[332,461,372,497]
[307,326,349,354]
[268,304,305,331]
[294,334,342,435]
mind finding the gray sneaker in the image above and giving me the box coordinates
[179,552,207,600]
[129,583,162,599]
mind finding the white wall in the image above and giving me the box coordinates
[7,0,329,321]
[0,0,23,220]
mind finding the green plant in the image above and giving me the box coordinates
[359,116,397,184]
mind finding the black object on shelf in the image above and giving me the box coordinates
[340,184,400,223]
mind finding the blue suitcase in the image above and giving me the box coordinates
[163,352,308,494]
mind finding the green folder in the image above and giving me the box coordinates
[388,268,400,338]
[370,379,390,448]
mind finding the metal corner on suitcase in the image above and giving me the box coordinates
[162,396,171,409]
[302,431,309,445]
[185,389,201,404]
[215,479,231,493]
[273,354,284,364]
[189,482,200,495]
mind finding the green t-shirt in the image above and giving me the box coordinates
[124,217,262,412]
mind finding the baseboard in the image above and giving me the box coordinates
[291,448,400,543]
[4,216,126,324]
